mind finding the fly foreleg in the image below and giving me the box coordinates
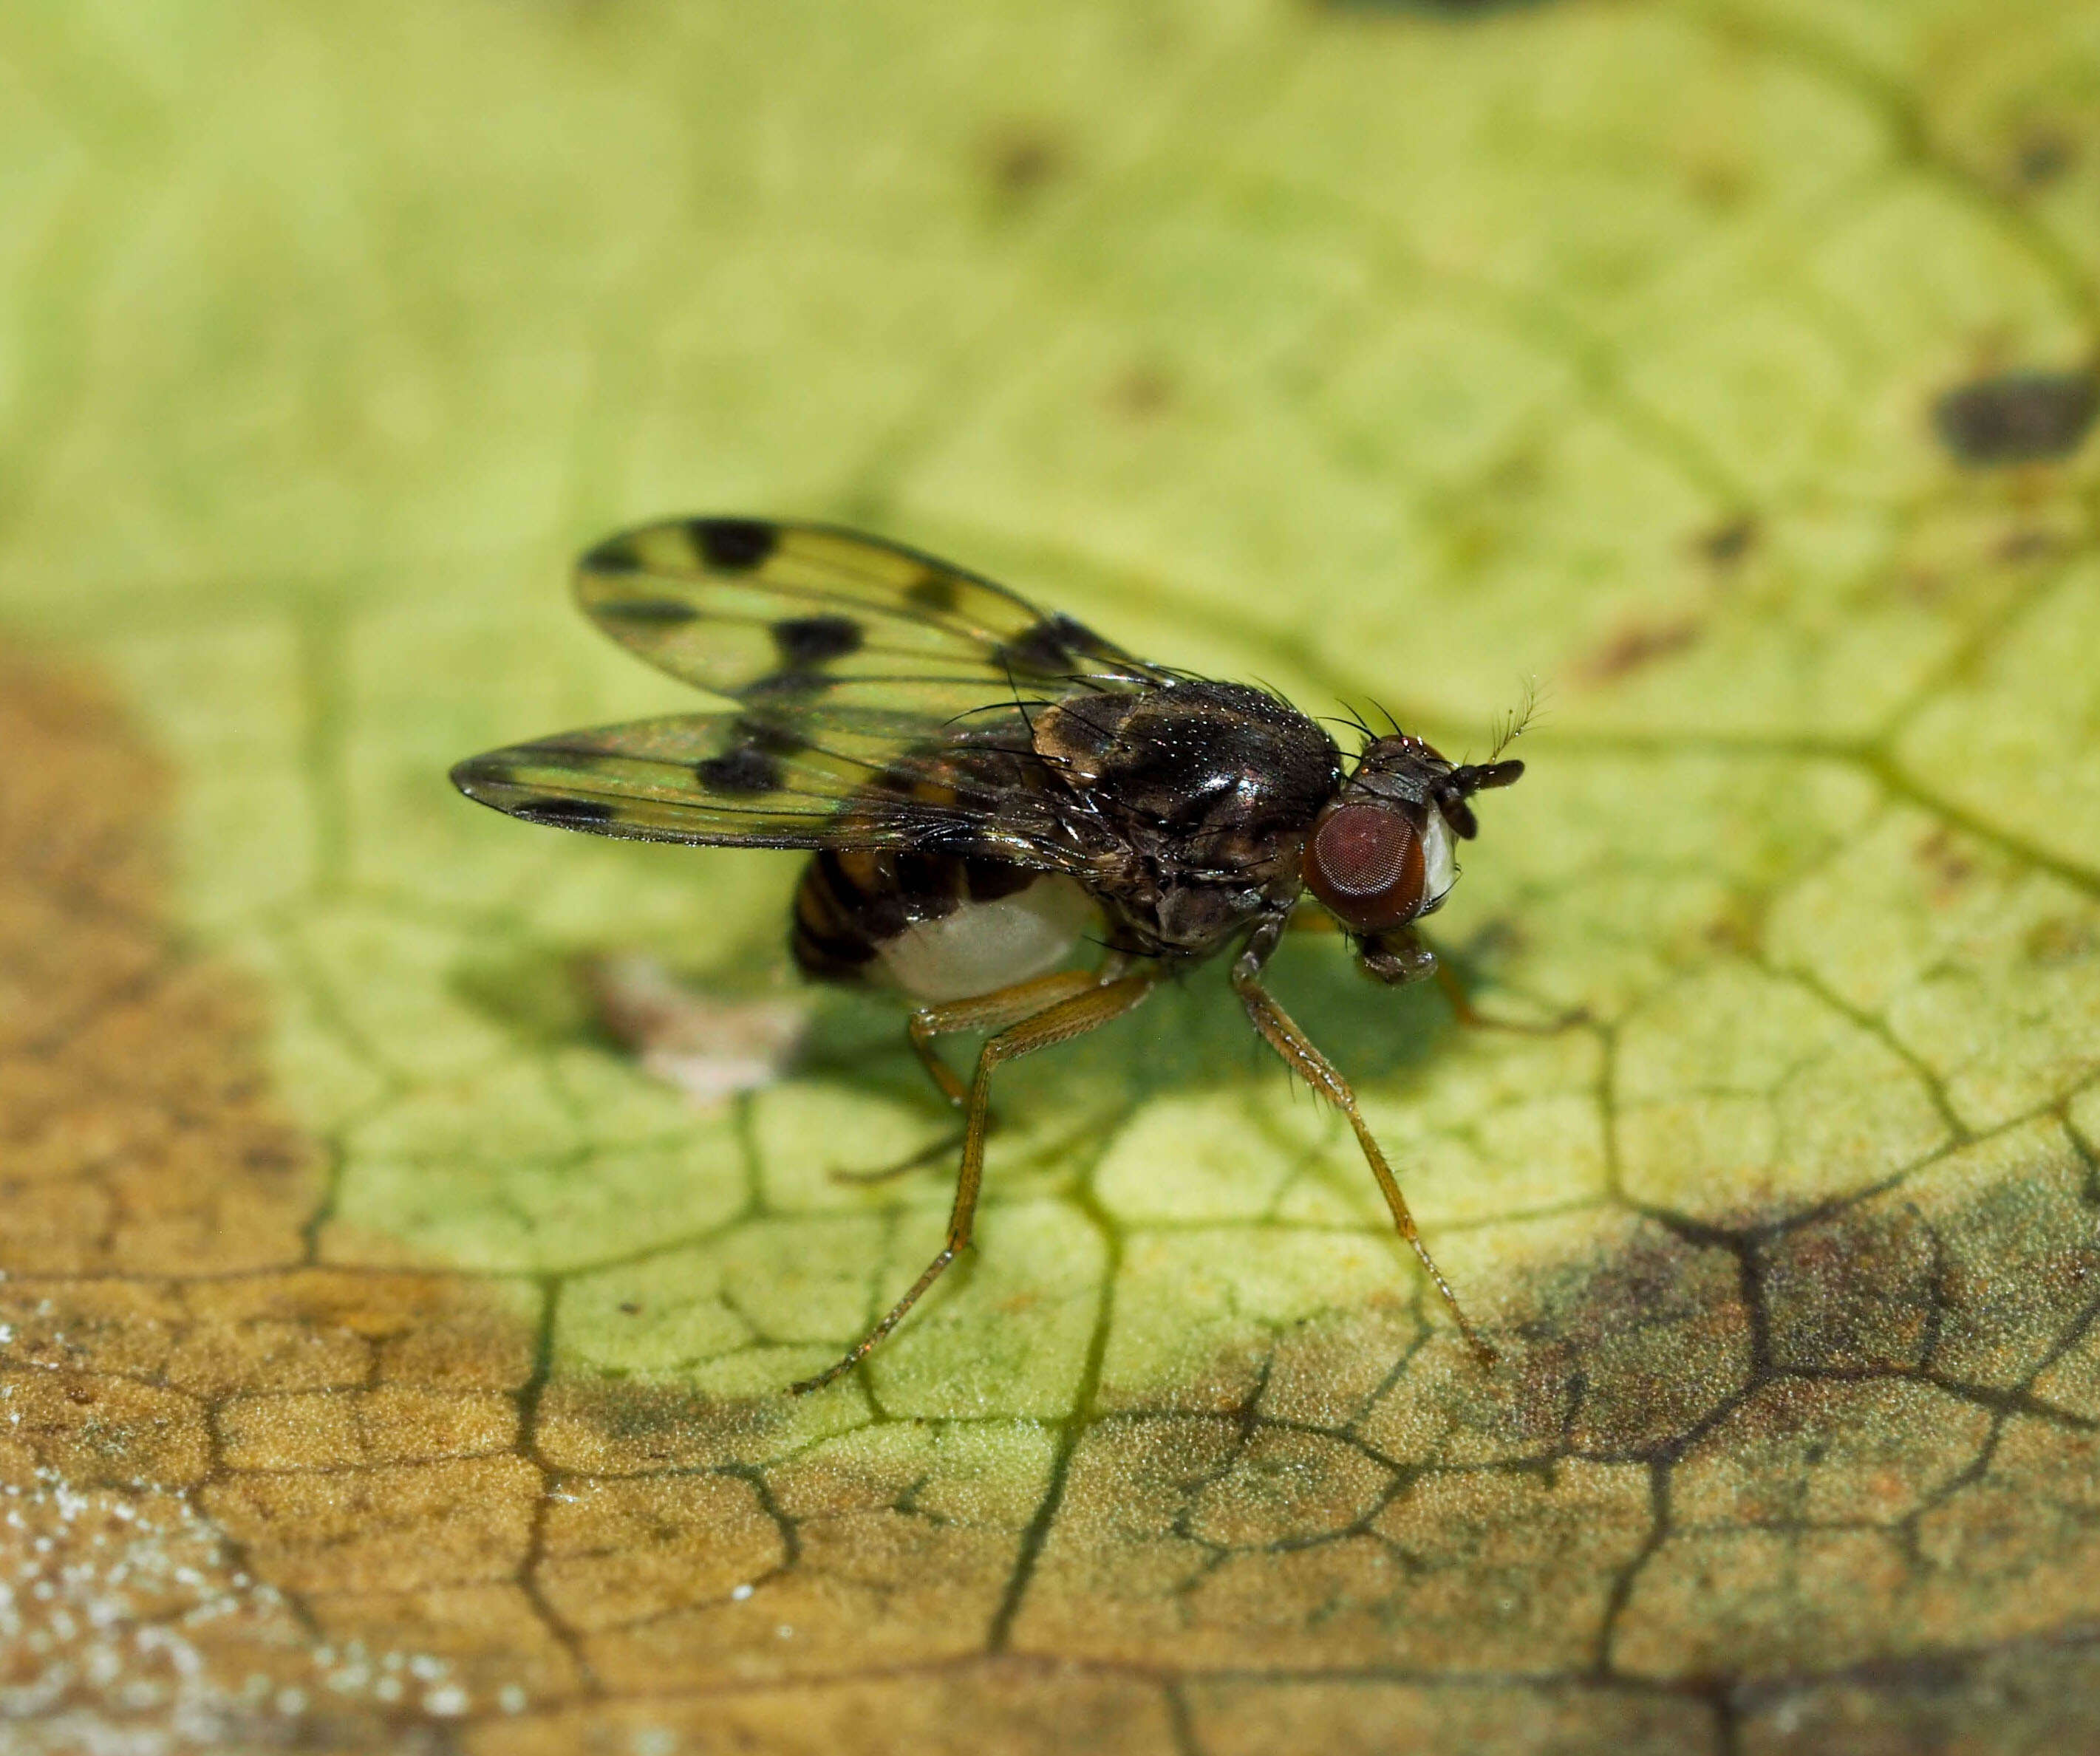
[1230,918,1496,1364]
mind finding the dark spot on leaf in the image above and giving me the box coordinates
[771,614,863,667]
[1697,515,1757,568]
[907,571,962,612]
[2026,915,2098,966]
[595,598,698,625]
[2015,129,2074,187]
[983,123,1068,201]
[618,1302,642,1316]
[689,517,779,570]
[1913,826,1977,895]
[1998,527,2065,563]
[1685,158,1751,213]
[1501,1223,1753,1456]
[1577,617,1702,683]
[1702,902,1761,956]
[1320,0,1555,14]
[1932,369,2098,467]
[1108,364,1175,420]
[1895,567,1951,606]
[515,796,618,824]
[695,745,783,795]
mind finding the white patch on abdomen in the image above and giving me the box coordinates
[876,875,1098,1003]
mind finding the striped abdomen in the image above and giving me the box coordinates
[792,847,1096,1004]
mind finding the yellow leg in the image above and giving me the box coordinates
[906,968,1105,1108]
[1231,936,1496,1364]
[831,969,1105,1187]
[792,969,1158,1395]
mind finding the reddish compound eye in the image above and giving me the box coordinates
[1301,802,1427,932]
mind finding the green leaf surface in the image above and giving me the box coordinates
[6,0,2100,1750]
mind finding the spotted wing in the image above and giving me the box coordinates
[449,707,1084,862]
[572,515,1170,724]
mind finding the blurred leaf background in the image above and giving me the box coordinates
[5,1,2100,1752]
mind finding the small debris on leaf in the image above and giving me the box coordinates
[579,954,809,1107]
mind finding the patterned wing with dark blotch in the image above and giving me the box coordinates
[573,516,1170,725]
[449,708,1080,863]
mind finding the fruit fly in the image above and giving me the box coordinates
[451,518,1526,1392]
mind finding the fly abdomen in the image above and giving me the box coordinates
[791,847,1094,1002]
[791,846,955,979]
[790,849,886,979]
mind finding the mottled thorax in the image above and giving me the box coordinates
[1035,680,1340,957]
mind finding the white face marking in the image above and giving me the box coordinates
[1419,805,1456,912]
[876,875,1098,1003]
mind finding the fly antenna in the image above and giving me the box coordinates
[1489,677,1542,762]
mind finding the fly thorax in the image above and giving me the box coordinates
[1039,680,1340,869]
